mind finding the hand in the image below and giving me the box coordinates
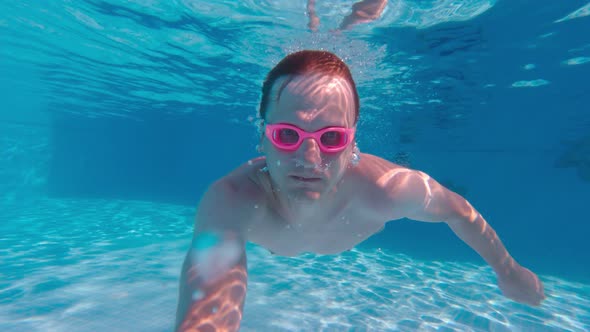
[496,263,546,306]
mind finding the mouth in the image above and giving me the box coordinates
[289,175,322,182]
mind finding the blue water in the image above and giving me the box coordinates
[1,1,590,331]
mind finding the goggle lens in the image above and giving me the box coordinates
[275,128,300,145]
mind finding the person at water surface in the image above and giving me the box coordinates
[174,50,546,331]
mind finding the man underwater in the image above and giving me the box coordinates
[174,50,545,331]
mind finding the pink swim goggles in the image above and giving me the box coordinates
[265,123,355,153]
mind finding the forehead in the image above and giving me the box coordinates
[266,74,356,128]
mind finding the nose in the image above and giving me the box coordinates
[295,137,321,168]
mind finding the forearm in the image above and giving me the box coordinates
[446,212,515,275]
[395,172,545,305]
[175,247,248,332]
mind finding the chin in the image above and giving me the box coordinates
[287,188,322,202]
[302,190,321,200]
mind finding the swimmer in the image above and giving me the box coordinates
[175,50,545,331]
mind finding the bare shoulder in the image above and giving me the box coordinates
[196,158,268,233]
[215,157,268,201]
[347,153,432,218]
[350,153,417,184]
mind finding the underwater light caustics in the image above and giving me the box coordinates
[180,232,247,332]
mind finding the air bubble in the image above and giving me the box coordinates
[351,152,360,166]
[192,290,205,301]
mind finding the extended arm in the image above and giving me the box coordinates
[400,172,513,273]
[386,169,545,306]
[175,182,249,332]
[175,242,247,332]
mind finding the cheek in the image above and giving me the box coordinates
[322,152,350,174]
[263,143,290,171]
[336,154,351,171]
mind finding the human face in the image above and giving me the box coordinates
[261,73,357,202]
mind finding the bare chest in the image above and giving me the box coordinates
[247,208,386,256]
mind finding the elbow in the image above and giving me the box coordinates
[444,192,478,225]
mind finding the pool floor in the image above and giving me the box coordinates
[1,197,588,331]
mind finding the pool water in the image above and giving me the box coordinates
[2,1,590,331]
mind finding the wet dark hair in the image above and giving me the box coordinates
[258,50,360,124]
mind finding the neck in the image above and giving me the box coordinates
[273,184,342,228]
